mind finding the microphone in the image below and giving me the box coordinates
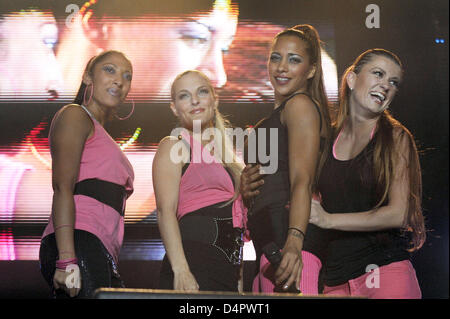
[262,242,301,294]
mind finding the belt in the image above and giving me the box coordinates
[73,178,127,216]
[179,214,244,266]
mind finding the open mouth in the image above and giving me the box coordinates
[275,76,290,85]
[370,91,386,104]
[47,89,58,100]
[108,88,121,97]
[190,108,205,115]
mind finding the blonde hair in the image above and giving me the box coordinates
[171,70,244,204]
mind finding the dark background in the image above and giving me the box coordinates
[0,0,448,298]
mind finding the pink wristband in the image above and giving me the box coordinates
[56,258,78,270]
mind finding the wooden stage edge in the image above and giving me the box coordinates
[95,288,362,299]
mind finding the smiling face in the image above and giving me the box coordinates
[268,35,316,103]
[84,52,133,110]
[170,71,218,130]
[347,55,402,115]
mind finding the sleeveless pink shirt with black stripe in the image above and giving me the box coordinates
[42,105,134,263]
[176,130,248,237]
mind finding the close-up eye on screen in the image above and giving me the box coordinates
[0,0,447,300]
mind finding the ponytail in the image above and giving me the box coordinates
[275,24,332,192]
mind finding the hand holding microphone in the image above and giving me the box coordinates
[262,242,302,294]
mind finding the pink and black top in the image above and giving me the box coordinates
[42,105,134,264]
[176,130,248,238]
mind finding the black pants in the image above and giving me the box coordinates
[158,203,241,292]
[39,229,124,299]
[247,201,290,266]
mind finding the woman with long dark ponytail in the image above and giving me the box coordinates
[242,24,331,294]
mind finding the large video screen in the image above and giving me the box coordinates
[0,0,338,103]
[0,0,338,261]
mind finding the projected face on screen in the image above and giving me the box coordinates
[0,10,63,99]
[0,0,338,102]
[57,0,238,101]
[111,8,237,92]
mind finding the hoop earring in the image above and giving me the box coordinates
[115,99,135,120]
[212,109,218,127]
[83,83,94,106]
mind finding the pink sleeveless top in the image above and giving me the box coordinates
[176,131,248,237]
[42,105,134,263]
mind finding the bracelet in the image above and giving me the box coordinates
[287,227,306,239]
[56,258,78,270]
[54,224,73,231]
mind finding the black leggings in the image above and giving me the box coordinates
[39,230,124,299]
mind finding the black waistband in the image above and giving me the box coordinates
[73,178,127,216]
[323,232,410,286]
[179,208,244,266]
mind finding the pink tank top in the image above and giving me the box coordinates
[176,131,248,236]
[42,105,134,263]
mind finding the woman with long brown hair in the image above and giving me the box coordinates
[243,24,331,293]
[308,48,425,298]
